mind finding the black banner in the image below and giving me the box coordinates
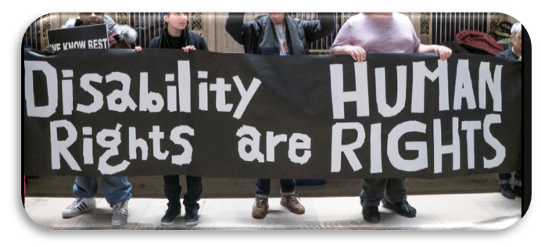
[23,49,522,179]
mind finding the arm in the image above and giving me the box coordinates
[416,44,452,61]
[328,21,365,62]
[301,13,335,42]
[330,45,366,62]
[225,13,247,45]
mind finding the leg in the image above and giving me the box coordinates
[383,178,407,203]
[499,173,515,199]
[255,178,271,198]
[381,178,416,218]
[163,175,182,210]
[101,176,132,206]
[360,178,387,223]
[161,175,182,225]
[184,175,202,210]
[73,176,98,199]
[102,176,132,226]
[63,176,98,218]
[360,178,386,207]
[514,148,523,197]
[183,175,203,225]
[253,179,270,219]
[279,179,304,214]
[279,179,296,195]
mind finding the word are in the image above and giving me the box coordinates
[236,125,311,165]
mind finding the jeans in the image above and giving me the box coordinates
[73,176,132,207]
[255,179,296,198]
[360,178,407,208]
[163,175,202,211]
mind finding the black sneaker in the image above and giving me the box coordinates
[513,186,522,198]
[500,184,515,199]
[161,208,180,226]
[362,207,380,223]
[185,207,199,226]
[381,198,416,218]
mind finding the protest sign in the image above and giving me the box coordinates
[47,24,109,51]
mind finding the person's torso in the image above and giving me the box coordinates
[346,13,419,54]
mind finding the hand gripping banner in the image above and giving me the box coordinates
[23,49,522,178]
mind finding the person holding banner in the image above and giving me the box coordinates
[144,12,207,226]
[330,12,452,223]
[45,12,138,227]
[496,23,523,199]
[43,13,137,53]
[225,12,335,219]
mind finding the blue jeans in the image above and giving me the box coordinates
[255,179,296,198]
[163,175,202,211]
[73,176,132,207]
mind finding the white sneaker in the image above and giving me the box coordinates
[111,200,129,226]
[62,197,96,218]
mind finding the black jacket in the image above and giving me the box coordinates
[225,13,334,55]
[149,27,208,51]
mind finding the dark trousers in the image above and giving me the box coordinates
[360,178,407,208]
[499,146,523,186]
[163,175,202,211]
[255,179,296,198]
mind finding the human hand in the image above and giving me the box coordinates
[435,45,452,61]
[135,46,142,52]
[182,45,196,53]
[43,45,55,54]
[344,45,366,62]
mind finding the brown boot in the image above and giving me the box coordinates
[252,197,269,219]
[280,194,305,214]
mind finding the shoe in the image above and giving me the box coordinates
[161,208,180,226]
[111,200,129,227]
[500,184,515,199]
[381,198,416,218]
[185,207,199,226]
[62,197,96,218]
[280,194,305,214]
[362,207,380,223]
[252,197,269,219]
[513,186,522,198]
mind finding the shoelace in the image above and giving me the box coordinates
[286,194,301,204]
[67,198,83,209]
[253,198,265,208]
[113,202,128,215]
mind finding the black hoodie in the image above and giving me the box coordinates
[148,26,208,51]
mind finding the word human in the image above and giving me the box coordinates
[330,59,506,174]
[24,60,261,120]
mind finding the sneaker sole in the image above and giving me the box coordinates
[185,220,198,226]
[62,205,96,218]
[161,215,180,226]
[381,200,416,218]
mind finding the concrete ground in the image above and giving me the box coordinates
[23,174,522,230]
